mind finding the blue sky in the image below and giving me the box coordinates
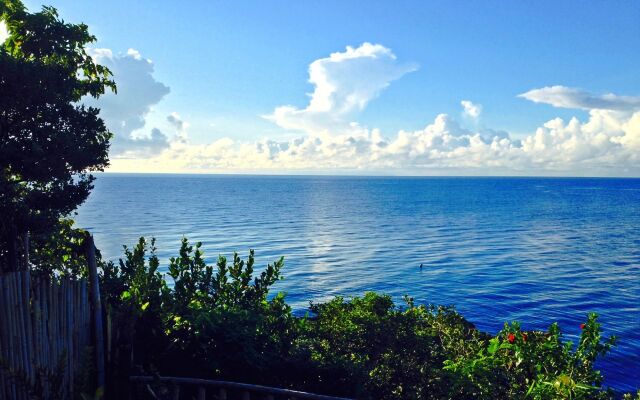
[16,0,640,175]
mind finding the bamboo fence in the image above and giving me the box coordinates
[0,269,92,399]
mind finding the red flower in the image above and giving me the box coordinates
[507,333,516,343]
[522,333,528,342]
[580,323,586,330]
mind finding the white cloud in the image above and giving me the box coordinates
[461,100,482,119]
[519,86,640,112]
[126,48,143,60]
[109,106,640,176]
[166,112,189,143]
[109,128,170,159]
[84,48,171,158]
[99,42,639,177]
[265,43,418,134]
[167,112,184,131]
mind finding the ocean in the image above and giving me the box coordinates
[76,174,640,391]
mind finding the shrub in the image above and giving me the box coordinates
[100,237,626,400]
[101,238,299,385]
[443,316,616,399]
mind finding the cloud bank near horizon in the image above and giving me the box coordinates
[87,44,640,176]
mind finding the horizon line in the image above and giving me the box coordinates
[94,171,640,180]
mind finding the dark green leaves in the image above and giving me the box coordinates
[99,237,624,399]
[0,0,115,272]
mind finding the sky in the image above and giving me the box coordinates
[12,1,640,176]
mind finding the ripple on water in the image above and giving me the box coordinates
[77,175,640,392]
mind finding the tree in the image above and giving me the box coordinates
[0,0,115,272]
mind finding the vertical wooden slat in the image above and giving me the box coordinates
[48,276,53,372]
[0,275,7,400]
[8,272,24,399]
[53,277,60,395]
[218,387,227,400]
[83,279,89,349]
[106,305,112,366]
[0,259,98,400]
[197,385,206,400]
[242,390,251,400]
[68,277,74,395]
[32,278,42,396]
[86,234,105,391]
[11,274,21,398]
[31,280,38,373]
[64,277,72,397]
[74,279,79,396]
[59,277,65,397]
[13,271,27,390]
[171,384,180,400]
[50,276,56,374]
[22,270,34,387]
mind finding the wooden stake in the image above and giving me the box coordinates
[86,234,105,391]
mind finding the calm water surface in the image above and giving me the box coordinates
[76,174,640,391]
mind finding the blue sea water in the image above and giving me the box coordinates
[76,174,640,392]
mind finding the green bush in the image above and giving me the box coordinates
[443,317,616,399]
[101,238,299,384]
[100,237,630,400]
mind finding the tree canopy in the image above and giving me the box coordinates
[0,0,115,271]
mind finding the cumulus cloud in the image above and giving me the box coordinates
[84,48,170,158]
[265,43,418,134]
[110,89,640,176]
[167,112,185,132]
[461,100,482,119]
[99,42,638,177]
[519,86,640,112]
[166,112,189,143]
[109,128,170,159]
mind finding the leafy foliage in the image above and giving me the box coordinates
[443,317,616,399]
[0,0,115,272]
[100,237,631,400]
[102,238,298,385]
[28,219,92,277]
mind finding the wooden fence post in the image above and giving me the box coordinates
[86,234,105,392]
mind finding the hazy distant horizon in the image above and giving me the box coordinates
[94,171,640,179]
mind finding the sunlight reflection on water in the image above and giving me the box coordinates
[77,175,640,391]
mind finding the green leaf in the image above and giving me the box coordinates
[526,380,535,397]
[488,338,500,355]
